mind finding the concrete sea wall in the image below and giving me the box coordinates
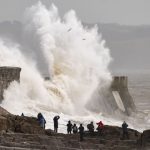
[111,76,136,115]
[0,67,21,102]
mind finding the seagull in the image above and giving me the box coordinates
[67,28,72,32]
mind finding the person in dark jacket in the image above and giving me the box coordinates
[37,113,46,129]
[79,124,84,141]
[53,116,60,133]
[122,121,129,139]
[87,122,94,135]
[67,121,72,134]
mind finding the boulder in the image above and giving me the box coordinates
[0,106,45,134]
[0,116,7,131]
[141,129,150,148]
[0,106,10,116]
[0,106,10,131]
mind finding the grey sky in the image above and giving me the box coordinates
[0,0,150,25]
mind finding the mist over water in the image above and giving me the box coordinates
[0,2,112,128]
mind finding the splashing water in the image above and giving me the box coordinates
[0,2,115,131]
[0,2,150,133]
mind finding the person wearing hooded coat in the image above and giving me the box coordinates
[96,121,104,135]
[87,122,94,134]
[37,113,46,129]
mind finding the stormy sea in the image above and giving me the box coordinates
[129,73,150,114]
[0,2,149,133]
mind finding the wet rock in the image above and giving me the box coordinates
[0,106,44,134]
[141,129,150,149]
[0,106,10,131]
[0,116,7,131]
[0,106,9,116]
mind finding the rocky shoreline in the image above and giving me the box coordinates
[0,106,150,150]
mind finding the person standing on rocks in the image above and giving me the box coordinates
[96,121,104,136]
[122,121,129,140]
[37,113,46,129]
[21,113,24,117]
[53,115,60,133]
[67,121,72,134]
[87,122,94,135]
[72,124,78,134]
[79,124,84,141]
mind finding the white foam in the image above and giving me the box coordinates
[0,2,111,118]
[0,2,149,133]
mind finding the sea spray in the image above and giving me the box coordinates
[0,2,112,130]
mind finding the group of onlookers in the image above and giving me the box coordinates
[37,113,129,141]
[53,116,84,141]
